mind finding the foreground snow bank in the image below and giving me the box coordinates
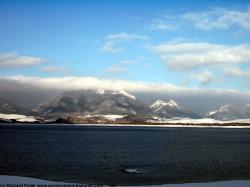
[138,180,250,187]
[1,175,250,187]
[0,113,38,122]
[0,175,73,184]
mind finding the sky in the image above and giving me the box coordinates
[0,0,250,94]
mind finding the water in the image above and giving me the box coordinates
[0,124,250,185]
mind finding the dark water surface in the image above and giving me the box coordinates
[0,124,250,185]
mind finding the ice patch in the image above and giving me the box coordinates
[123,168,142,174]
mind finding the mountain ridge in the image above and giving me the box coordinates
[0,89,249,121]
[207,104,250,120]
[0,98,30,115]
[32,89,152,118]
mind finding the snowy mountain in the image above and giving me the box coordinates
[150,99,200,119]
[208,104,250,120]
[0,98,30,115]
[150,99,178,109]
[33,89,152,117]
[2,89,250,122]
[96,89,136,99]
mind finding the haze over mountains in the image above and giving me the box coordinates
[1,88,250,121]
[1,77,250,115]
[0,99,28,114]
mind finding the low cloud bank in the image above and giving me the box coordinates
[1,76,250,113]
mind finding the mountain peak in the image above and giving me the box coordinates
[33,89,147,117]
[150,99,178,109]
[149,99,200,119]
[112,90,136,100]
[95,89,136,100]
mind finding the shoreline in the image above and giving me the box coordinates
[1,175,250,187]
[1,123,250,128]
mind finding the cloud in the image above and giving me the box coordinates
[2,76,250,113]
[1,75,185,93]
[101,32,148,53]
[182,7,250,30]
[150,7,250,32]
[224,66,250,78]
[106,59,137,74]
[100,41,124,53]
[2,75,246,95]
[106,66,127,74]
[150,41,250,70]
[106,33,148,41]
[41,66,68,73]
[150,19,176,31]
[0,53,43,68]
[194,71,214,85]
[119,59,137,65]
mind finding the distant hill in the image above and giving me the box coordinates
[0,98,30,115]
[207,104,250,120]
[32,89,153,117]
[2,89,250,122]
[150,99,200,119]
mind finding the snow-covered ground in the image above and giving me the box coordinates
[0,175,250,187]
[102,114,127,121]
[1,112,250,128]
[0,113,38,122]
[84,114,127,121]
[0,175,74,185]
[147,117,250,125]
[83,123,250,128]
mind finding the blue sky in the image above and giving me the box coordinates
[1,0,250,92]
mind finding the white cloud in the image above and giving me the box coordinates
[0,53,43,68]
[119,59,136,65]
[224,66,250,78]
[0,75,197,93]
[101,32,148,53]
[150,19,176,31]
[106,66,127,74]
[41,66,68,73]
[100,41,123,53]
[194,71,214,85]
[106,33,148,41]
[106,59,137,74]
[182,7,250,30]
[149,7,250,32]
[150,41,250,70]
[2,75,246,96]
